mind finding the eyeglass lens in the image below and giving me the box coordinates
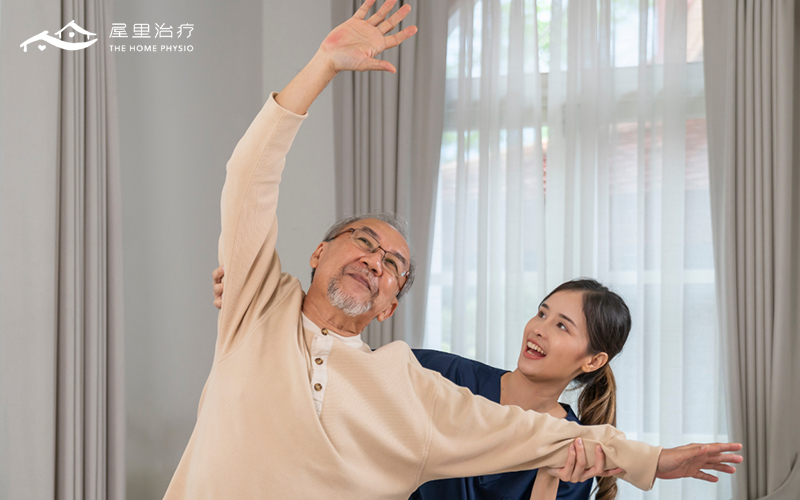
[351,230,406,278]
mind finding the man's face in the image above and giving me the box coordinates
[310,219,411,321]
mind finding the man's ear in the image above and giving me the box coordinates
[581,352,609,374]
[309,243,325,269]
[375,297,399,323]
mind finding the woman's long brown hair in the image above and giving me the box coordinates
[540,279,631,500]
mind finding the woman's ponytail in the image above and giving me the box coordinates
[577,364,618,500]
[578,363,616,427]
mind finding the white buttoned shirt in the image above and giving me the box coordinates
[301,313,372,416]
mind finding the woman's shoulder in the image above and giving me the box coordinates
[411,349,507,398]
[411,349,507,377]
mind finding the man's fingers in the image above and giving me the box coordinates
[693,471,719,483]
[707,443,743,454]
[705,463,737,474]
[354,0,378,20]
[367,0,397,25]
[695,442,742,457]
[383,25,417,50]
[378,3,411,34]
[360,59,396,73]
[708,453,744,464]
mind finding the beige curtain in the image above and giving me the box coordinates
[331,0,450,348]
[704,1,800,499]
[0,0,125,499]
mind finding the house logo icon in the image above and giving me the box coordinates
[20,20,98,52]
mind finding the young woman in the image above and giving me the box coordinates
[408,278,631,500]
[211,270,735,499]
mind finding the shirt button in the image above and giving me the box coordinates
[314,383,322,391]
[315,357,323,365]
[321,328,329,336]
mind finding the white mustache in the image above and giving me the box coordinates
[343,265,377,294]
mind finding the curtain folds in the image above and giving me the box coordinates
[704,1,800,499]
[0,0,125,498]
[331,0,450,348]
[426,1,729,498]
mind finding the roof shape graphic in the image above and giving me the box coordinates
[20,30,98,52]
[55,20,96,38]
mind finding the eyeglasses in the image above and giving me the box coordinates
[330,227,409,293]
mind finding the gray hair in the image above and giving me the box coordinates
[311,211,416,300]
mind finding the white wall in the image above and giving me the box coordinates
[264,2,338,286]
[117,0,335,498]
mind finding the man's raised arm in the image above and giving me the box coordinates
[215,0,417,357]
[214,92,305,357]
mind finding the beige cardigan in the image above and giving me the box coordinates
[162,94,662,500]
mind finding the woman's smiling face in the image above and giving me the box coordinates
[517,290,602,383]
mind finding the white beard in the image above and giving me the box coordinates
[327,275,374,317]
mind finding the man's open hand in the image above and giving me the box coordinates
[274,0,416,114]
[320,0,418,74]
[657,443,743,482]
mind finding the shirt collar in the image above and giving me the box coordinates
[301,312,366,350]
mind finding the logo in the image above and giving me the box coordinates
[20,20,97,52]
[107,22,195,53]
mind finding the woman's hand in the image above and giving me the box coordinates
[212,266,224,309]
[320,0,418,74]
[656,443,743,482]
[544,438,624,483]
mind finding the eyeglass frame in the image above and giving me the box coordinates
[328,227,409,294]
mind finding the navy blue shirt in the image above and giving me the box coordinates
[409,349,593,500]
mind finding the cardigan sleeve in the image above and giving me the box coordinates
[416,366,661,492]
[215,93,306,357]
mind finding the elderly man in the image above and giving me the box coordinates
[163,1,741,498]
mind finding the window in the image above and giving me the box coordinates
[425,1,730,497]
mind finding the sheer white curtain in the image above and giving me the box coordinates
[424,1,730,498]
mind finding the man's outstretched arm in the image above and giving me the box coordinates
[416,364,742,491]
